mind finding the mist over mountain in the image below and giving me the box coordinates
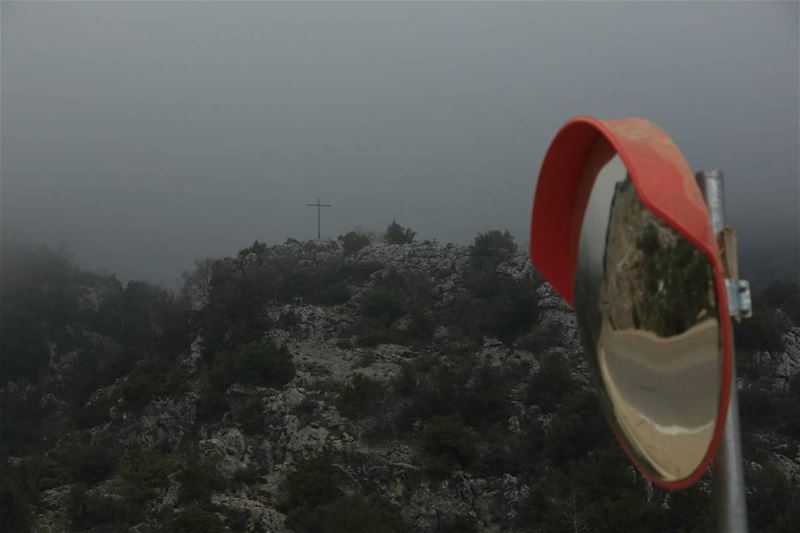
[2,1,797,285]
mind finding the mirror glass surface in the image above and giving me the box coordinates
[574,138,722,482]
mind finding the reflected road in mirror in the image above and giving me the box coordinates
[574,138,721,482]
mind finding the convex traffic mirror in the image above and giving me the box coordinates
[530,117,733,489]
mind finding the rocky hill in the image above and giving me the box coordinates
[1,232,799,533]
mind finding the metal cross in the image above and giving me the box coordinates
[305,197,331,239]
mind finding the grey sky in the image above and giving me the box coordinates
[2,1,798,285]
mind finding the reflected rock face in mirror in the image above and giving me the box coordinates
[574,139,721,483]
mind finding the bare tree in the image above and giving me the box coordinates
[180,257,216,310]
[556,487,589,533]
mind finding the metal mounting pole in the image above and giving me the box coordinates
[696,170,749,533]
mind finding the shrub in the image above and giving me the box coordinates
[164,505,227,533]
[121,451,174,504]
[232,464,261,485]
[209,340,295,391]
[0,461,41,533]
[447,271,538,343]
[760,281,800,325]
[422,415,479,475]
[735,301,793,354]
[198,266,273,357]
[119,358,189,411]
[458,364,513,430]
[438,515,480,533]
[196,385,229,423]
[67,484,140,531]
[283,453,342,523]
[337,375,385,419]
[62,442,118,485]
[339,231,372,255]
[177,453,224,505]
[360,291,404,329]
[384,220,416,245]
[277,310,300,331]
[354,351,376,368]
[470,230,517,272]
[635,222,660,254]
[395,361,469,430]
[748,461,800,532]
[349,270,435,347]
[0,389,48,457]
[289,495,406,533]
[527,353,577,412]
[234,395,266,435]
[517,321,563,354]
[0,243,80,384]
[544,390,610,464]
[238,240,268,258]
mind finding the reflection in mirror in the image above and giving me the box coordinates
[574,139,721,483]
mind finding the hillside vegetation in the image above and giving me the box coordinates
[1,226,799,533]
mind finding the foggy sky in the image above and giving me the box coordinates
[2,1,798,285]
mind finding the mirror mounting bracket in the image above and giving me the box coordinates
[716,225,752,321]
[725,278,752,320]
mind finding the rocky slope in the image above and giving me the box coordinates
[3,236,799,533]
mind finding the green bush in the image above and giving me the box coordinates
[760,281,800,325]
[339,231,372,255]
[360,291,405,329]
[394,360,470,430]
[67,484,140,531]
[277,309,301,331]
[119,357,189,412]
[474,418,544,477]
[0,243,80,384]
[283,453,342,523]
[447,271,538,343]
[196,385,229,423]
[747,461,800,533]
[289,494,406,533]
[121,451,174,504]
[384,220,416,245]
[0,389,48,457]
[544,390,610,465]
[62,442,118,485]
[395,356,517,436]
[337,375,385,419]
[238,240,267,258]
[635,222,660,255]
[209,340,295,391]
[527,353,577,412]
[349,270,435,347]
[437,515,480,533]
[517,321,563,354]
[177,452,224,505]
[735,305,793,353]
[0,460,44,533]
[164,505,227,533]
[457,364,513,430]
[232,464,261,485]
[422,415,479,475]
[470,229,518,272]
[234,395,266,435]
[198,265,273,357]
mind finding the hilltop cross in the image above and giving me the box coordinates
[306,197,331,240]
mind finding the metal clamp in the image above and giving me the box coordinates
[726,278,752,319]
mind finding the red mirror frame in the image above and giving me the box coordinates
[529,116,732,489]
